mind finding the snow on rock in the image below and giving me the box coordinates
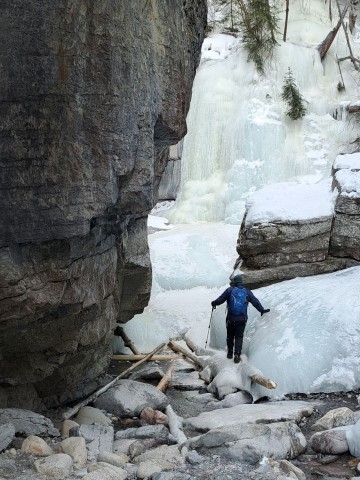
[244,181,335,227]
[333,153,360,171]
[210,267,360,398]
[335,170,360,198]
[148,215,173,231]
[201,34,240,61]
[184,401,317,432]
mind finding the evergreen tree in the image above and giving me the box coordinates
[281,68,306,120]
[237,0,279,74]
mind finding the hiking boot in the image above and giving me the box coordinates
[234,355,240,364]
[227,350,233,359]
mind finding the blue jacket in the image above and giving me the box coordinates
[212,286,265,322]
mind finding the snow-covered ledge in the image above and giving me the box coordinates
[236,180,358,288]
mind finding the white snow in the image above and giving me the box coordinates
[334,153,360,171]
[244,181,336,227]
[147,215,172,230]
[201,34,240,61]
[346,419,360,458]
[335,169,360,197]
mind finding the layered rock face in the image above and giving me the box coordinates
[330,155,360,261]
[236,175,359,289]
[0,1,207,409]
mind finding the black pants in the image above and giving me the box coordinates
[226,319,246,356]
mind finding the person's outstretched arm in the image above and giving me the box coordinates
[211,287,231,308]
[247,289,270,315]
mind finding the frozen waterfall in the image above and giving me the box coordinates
[116,0,360,398]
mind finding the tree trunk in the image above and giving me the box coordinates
[283,0,289,42]
[318,3,349,61]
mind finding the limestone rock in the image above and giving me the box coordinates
[21,435,53,456]
[153,474,190,480]
[185,450,204,465]
[61,420,80,438]
[115,425,172,445]
[137,460,173,479]
[0,422,15,452]
[134,444,184,466]
[34,453,73,479]
[189,421,306,464]
[88,462,127,479]
[83,467,123,480]
[140,407,169,426]
[0,0,207,409]
[113,439,136,455]
[97,452,127,469]
[76,406,112,427]
[312,407,357,431]
[129,440,146,458]
[72,424,114,461]
[60,437,87,466]
[94,380,168,418]
[185,401,317,432]
[0,408,59,436]
[310,427,350,455]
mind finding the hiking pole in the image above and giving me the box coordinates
[205,306,215,350]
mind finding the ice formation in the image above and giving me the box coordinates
[346,419,360,458]
[117,0,360,398]
[166,1,360,224]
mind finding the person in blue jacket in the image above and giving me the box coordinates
[211,274,270,363]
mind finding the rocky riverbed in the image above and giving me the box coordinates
[0,350,360,480]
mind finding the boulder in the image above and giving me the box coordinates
[0,422,15,452]
[87,462,127,479]
[140,407,169,426]
[185,401,317,432]
[137,460,174,479]
[34,453,73,479]
[310,426,350,455]
[76,406,112,427]
[21,435,53,456]
[97,452,127,469]
[0,408,59,436]
[113,439,136,455]
[71,424,114,461]
[82,469,122,480]
[189,421,306,464]
[254,457,306,480]
[115,425,173,445]
[312,407,357,431]
[185,450,204,465]
[153,473,190,480]
[61,419,80,438]
[60,437,87,466]
[133,444,184,466]
[94,380,168,417]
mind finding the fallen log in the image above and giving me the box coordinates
[62,342,166,420]
[114,326,140,355]
[112,354,179,362]
[167,341,203,369]
[318,3,348,61]
[157,365,175,393]
[250,374,277,390]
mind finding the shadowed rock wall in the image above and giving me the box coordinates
[0,0,206,409]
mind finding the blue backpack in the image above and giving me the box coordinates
[229,287,247,316]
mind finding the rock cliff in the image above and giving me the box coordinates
[0,0,207,409]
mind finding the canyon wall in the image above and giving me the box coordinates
[0,0,207,409]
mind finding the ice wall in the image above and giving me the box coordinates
[168,1,360,224]
[210,267,360,398]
